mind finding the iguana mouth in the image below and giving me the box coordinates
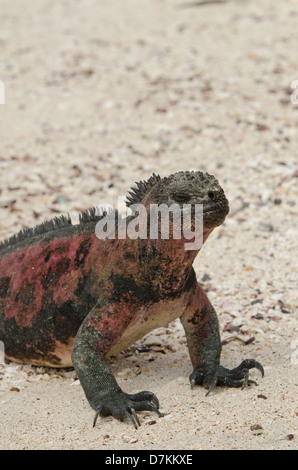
[203,204,229,216]
[182,198,229,229]
[202,199,230,228]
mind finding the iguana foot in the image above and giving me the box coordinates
[190,359,264,396]
[93,390,163,429]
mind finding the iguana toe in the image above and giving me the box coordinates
[92,390,163,428]
[190,358,264,396]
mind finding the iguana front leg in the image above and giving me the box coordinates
[180,278,264,394]
[71,299,162,428]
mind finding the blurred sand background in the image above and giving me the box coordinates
[0,0,297,450]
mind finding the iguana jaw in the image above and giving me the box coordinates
[202,197,230,228]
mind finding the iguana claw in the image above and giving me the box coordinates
[190,358,264,396]
[92,390,163,429]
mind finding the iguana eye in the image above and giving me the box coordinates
[172,193,191,203]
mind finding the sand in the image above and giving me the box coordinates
[0,0,297,450]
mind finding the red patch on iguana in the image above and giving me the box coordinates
[0,234,98,327]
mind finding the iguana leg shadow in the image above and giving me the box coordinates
[71,299,163,429]
[180,280,264,395]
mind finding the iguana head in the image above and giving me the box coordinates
[126,170,229,230]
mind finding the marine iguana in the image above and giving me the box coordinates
[0,171,263,428]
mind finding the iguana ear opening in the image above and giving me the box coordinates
[126,173,161,207]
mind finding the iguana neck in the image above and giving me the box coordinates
[88,210,214,296]
[136,227,214,295]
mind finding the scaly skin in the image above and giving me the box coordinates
[0,171,264,428]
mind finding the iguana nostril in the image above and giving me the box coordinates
[208,191,215,199]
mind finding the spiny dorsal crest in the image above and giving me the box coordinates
[78,206,116,224]
[126,173,161,207]
[0,214,72,250]
[0,207,115,251]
